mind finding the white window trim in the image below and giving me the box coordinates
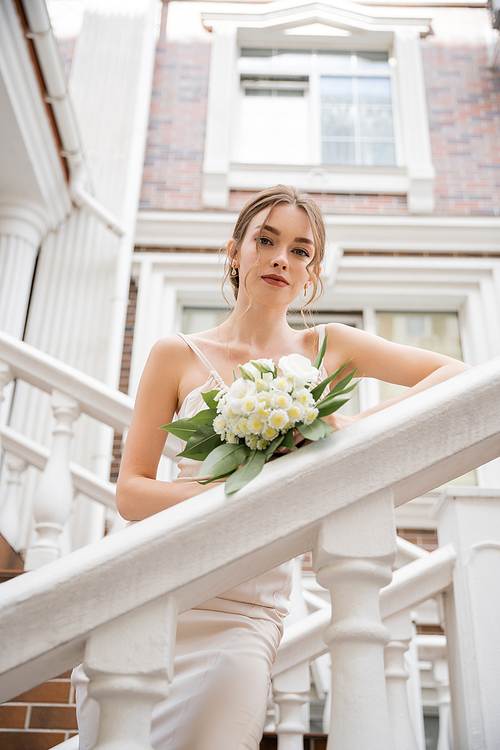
[201,0,435,213]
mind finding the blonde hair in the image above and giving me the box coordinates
[222,185,325,314]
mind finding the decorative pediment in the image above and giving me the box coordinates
[202,0,432,41]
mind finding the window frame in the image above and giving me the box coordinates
[201,1,435,213]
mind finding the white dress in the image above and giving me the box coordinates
[72,327,328,750]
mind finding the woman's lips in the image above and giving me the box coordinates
[262,276,289,287]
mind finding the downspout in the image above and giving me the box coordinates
[21,0,126,237]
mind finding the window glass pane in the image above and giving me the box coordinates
[240,48,273,57]
[359,106,394,139]
[317,50,353,71]
[322,104,355,137]
[321,76,353,103]
[182,307,230,334]
[357,77,392,104]
[322,140,356,165]
[360,141,396,167]
[376,311,475,487]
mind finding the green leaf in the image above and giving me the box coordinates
[296,418,333,441]
[310,360,351,401]
[281,428,297,451]
[313,330,328,369]
[202,390,220,409]
[189,408,217,425]
[264,433,286,459]
[197,469,235,485]
[199,443,250,478]
[316,379,359,410]
[159,419,199,441]
[317,398,351,418]
[327,367,359,397]
[178,425,223,461]
[225,450,267,495]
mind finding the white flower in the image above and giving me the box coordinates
[262,425,279,441]
[231,378,257,399]
[287,402,304,422]
[268,409,290,431]
[274,377,291,392]
[213,415,227,434]
[241,395,258,414]
[295,387,314,407]
[248,415,264,433]
[303,407,319,425]
[241,359,274,381]
[257,438,269,450]
[279,353,318,389]
[271,391,293,411]
[225,430,239,444]
[245,435,260,450]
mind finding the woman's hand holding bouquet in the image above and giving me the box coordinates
[161,334,358,495]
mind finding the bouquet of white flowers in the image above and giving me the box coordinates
[161,334,358,495]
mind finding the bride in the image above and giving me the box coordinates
[73,185,469,749]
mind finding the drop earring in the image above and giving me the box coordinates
[231,262,238,277]
[300,283,309,301]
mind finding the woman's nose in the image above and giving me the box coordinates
[271,250,287,270]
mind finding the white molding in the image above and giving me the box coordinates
[0,1,71,228]
[135,210,500,253]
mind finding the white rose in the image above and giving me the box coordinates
[278,353,318,389]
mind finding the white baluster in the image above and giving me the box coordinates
[0,362,13,445]
[274,662,310,750]
[85,596,177,750]
[384,610,419,750]
[24,389,80,570]
[314,491,397,750]
[434,658,451,750]
[0,454,27,551]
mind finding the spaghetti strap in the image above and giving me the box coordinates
[177,333,227,390]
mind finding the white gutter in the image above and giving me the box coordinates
[21,0,126,237]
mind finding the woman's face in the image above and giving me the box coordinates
[232,203,316,305]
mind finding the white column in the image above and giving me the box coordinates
[24,389,80,569]
[406,615,426,750]
[434,488,500,750]
[384,609,419,750]
[85,596,177,750]
[314,491,397,750]
[274,662,310,750]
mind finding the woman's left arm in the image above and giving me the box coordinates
[323,323,472,428]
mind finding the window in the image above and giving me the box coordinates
[237,48,396,168]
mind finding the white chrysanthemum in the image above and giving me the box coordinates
[213,415,227,434]
[225,430,239,444]
[248,415,264,433]
[274,377,291,392]
[287,402,304,422]
[295,388,314,407]
[303,407,319,425]
[271,391,292,410]
[257,438,269,450]
[245,435,260,450]
[241,395,258,414]
[235,417,250,437]
[262,425,279,441]
[268,409,290,431]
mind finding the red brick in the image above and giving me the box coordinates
[12,681,71,704]
[0,705,26,729]
[29,706,77,731]
[0,732,66,750]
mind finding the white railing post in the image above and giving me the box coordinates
[314,491,397,750]
[434,488,500,750]
[384,609,419,750]
[84,596,177,750]
[0,454,27,551]
[24,389,80,570]
[0,361,13,440]
[434,658,452,750]
[274,662,310,750]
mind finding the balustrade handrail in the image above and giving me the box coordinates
[0,330,180,459]
[0,357,499,701]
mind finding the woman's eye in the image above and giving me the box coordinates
[294,248,309,257]
[259,236,272,245]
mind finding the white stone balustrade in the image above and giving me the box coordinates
[84,595,177,750]
[384,609,419,750]
[314,491,397,750]
[0,454,27,552]
[434,658,452,750]
[274,662,310,750]
[434,488,500,750]
[24,389,80,570]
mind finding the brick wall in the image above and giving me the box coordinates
[0,672,77,750]
[139,4,499,216]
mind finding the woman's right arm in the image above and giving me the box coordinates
[116,336,211,521]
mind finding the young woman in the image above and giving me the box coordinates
[73,185,470,749]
